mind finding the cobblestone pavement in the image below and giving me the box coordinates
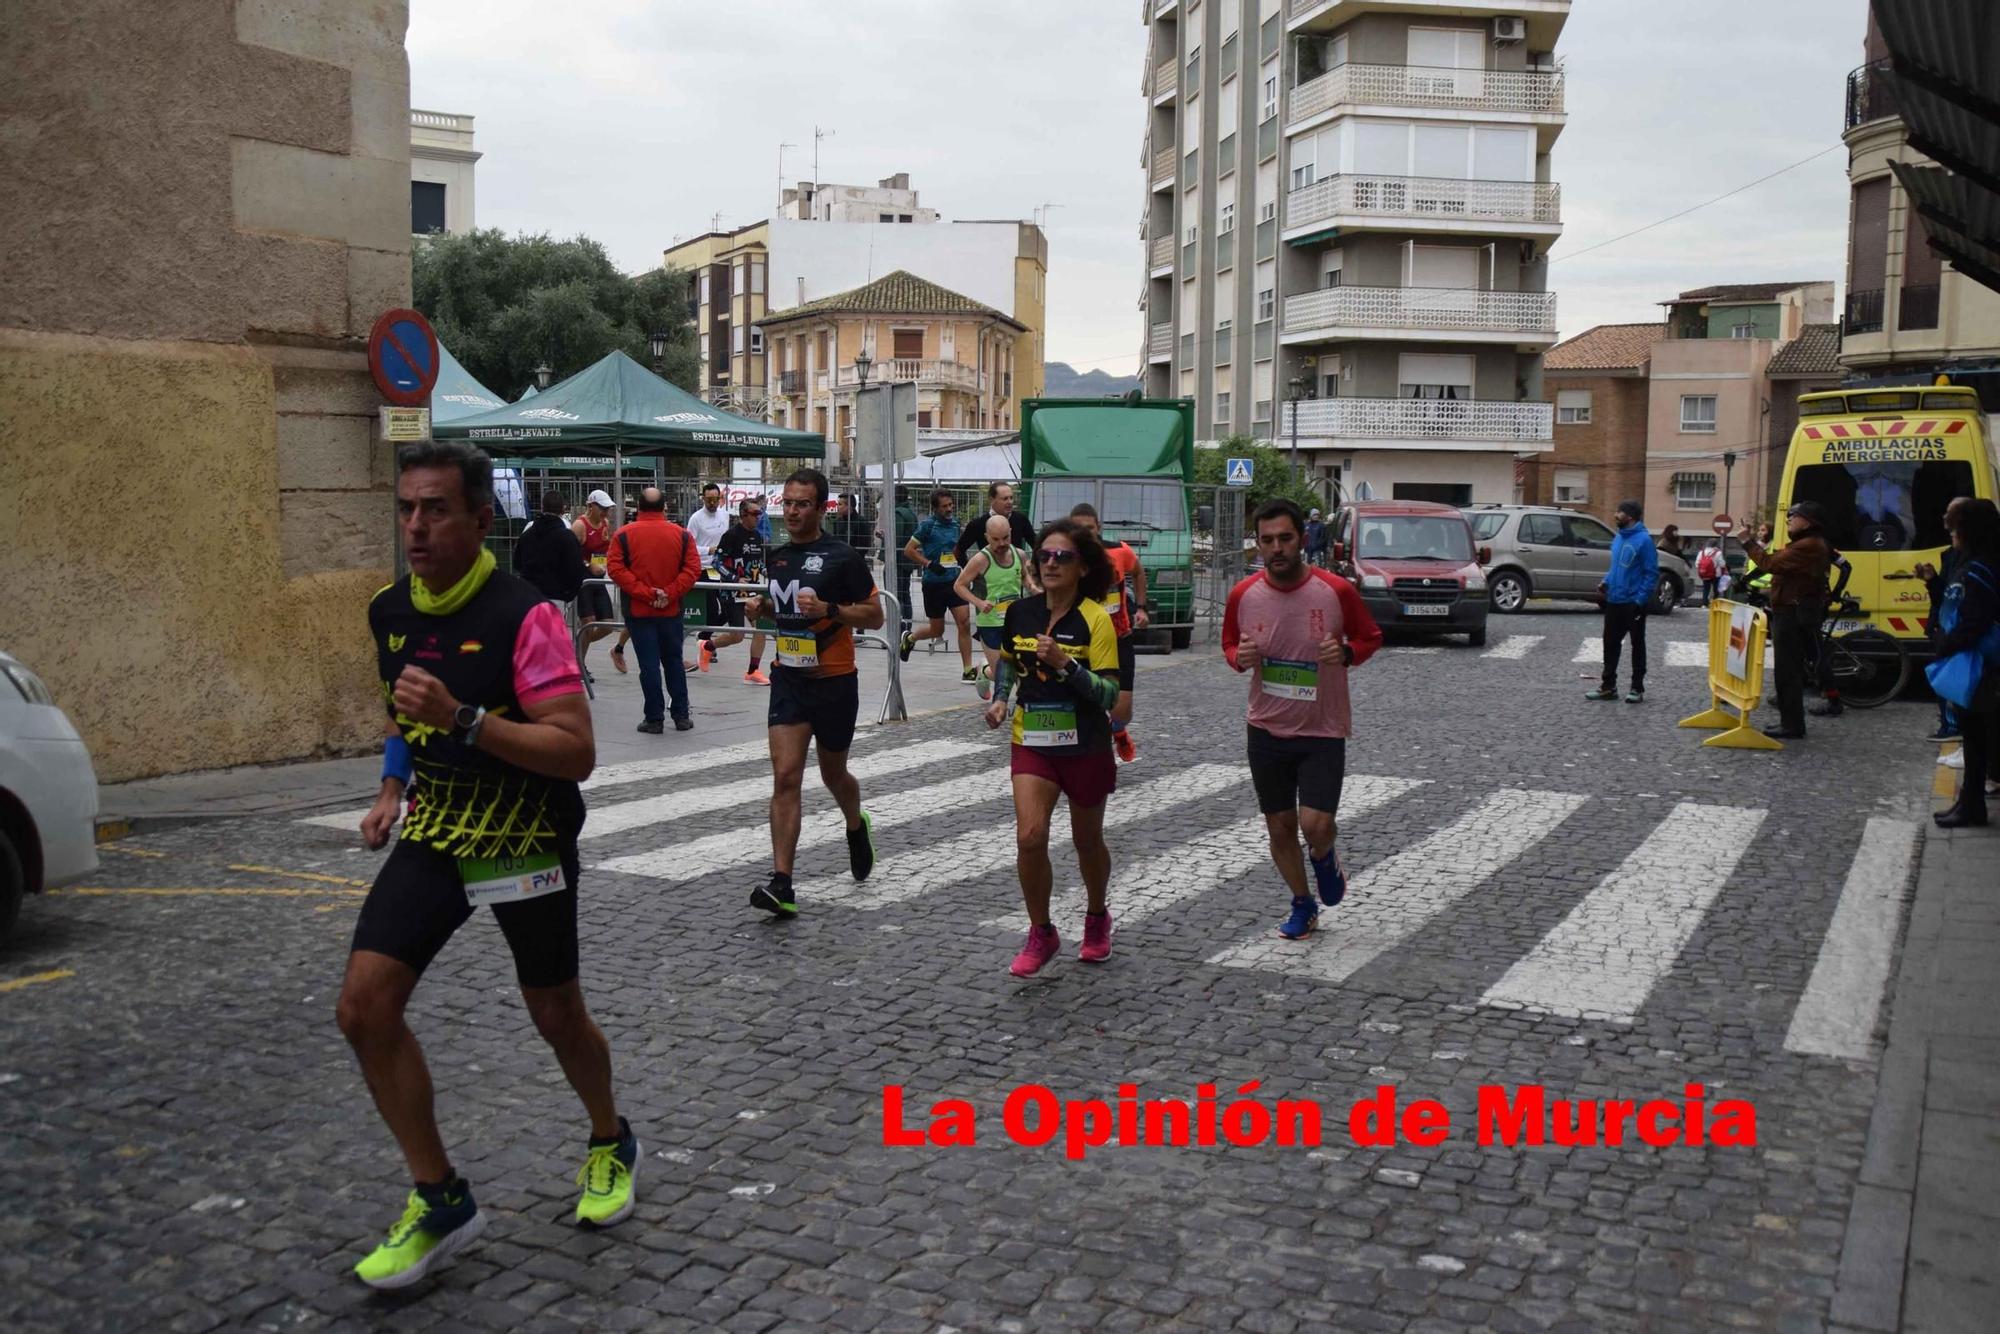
[2,605,1943,1331]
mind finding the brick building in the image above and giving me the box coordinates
[1527,323,1661,511]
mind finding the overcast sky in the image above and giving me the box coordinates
[410,0,1867,373]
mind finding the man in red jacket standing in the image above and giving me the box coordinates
[607,487,702,734]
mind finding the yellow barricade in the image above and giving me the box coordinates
[1679,599,1782,750]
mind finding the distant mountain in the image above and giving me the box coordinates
[1041,361,1142,399]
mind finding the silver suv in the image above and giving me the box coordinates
[1462,505,1690,615]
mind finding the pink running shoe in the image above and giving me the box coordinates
[1010,924,1060,977]
[1079,910,1112,962]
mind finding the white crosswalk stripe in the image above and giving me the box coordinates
[1482,635,1543,660]
[833,762,1247,911]
[1784,817,1921,1060]
[1209,788,1589,980]
[595,765,1014,881]
[1480,801,1767,1021]
[295,730,853,832]
[983,775,1426,934]
[578,739,979,841]
[1573,637,1708,668]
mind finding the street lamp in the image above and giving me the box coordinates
[854,348,873,389]
[533,362,554,391]
[1722,450,1738,521]
[1286,375,1308,486]
[646,329,669,373]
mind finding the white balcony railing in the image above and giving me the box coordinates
[410,108,473,133]
[832,359,984,392]
[1152,146,1178,182]
[1149,234,1175,269]
[1148,323,1173,359]
[1282,285,1556,337]
[1153,60,1178,99]
[1287,396,1553,443]
[1286,174,1561,230]
[1288,63,1564,126]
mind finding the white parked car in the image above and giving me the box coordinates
[0,650,99,942]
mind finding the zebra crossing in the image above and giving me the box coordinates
[294,730,1919,1055]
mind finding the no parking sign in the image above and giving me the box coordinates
[368,308,441,407]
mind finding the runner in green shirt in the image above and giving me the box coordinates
[954,514,1026,701]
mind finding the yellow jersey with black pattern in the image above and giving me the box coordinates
[1001,594,1122,755]
[370,572,585,858]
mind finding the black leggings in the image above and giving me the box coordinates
[1957,707,1998,816]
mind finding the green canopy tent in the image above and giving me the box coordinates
[427,342,508,422]
[433,350,825,508]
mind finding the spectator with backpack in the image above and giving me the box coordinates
[1696,542,1725,606]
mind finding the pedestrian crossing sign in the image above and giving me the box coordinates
[1225,457,1254,486]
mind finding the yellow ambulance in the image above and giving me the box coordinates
[1775,382,1998,649]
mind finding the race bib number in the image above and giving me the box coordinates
[776,634,819,669]
[1260,657,1319,701]
[458,851,565,908]
[1020,703,1080,748]
[1102,590,1121,613]
[589,555,607,573]
[938,552,958,567]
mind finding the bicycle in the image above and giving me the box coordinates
[1742,585,1911,709]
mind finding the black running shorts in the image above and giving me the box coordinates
[1246,726,1346,817]
[768,669,860,753]
[1117,635,1136,693]
[352,838,581,989]
[922,580,967,620]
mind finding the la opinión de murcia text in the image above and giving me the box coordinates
[882,1083,1757,1162]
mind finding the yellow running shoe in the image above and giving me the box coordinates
[575,1119,639,1228]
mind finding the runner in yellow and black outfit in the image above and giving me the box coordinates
[984,517,1131,977]
[341,441,635,1292]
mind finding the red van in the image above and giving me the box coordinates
[1330,500,1490,646]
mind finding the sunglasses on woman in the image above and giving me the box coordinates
[1034,547,1078,566]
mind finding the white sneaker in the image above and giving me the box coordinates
[1940,749,1966,770]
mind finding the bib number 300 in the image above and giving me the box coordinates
[458,851,565,907]
[776,634,819,669]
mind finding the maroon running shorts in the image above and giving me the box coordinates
[1009,744,1118,808]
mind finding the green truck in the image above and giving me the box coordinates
[1019,396,1197,650]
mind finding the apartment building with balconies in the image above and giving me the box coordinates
[1838,12,2000,393]
[664,222,773,419]
[1139,0,1567,505]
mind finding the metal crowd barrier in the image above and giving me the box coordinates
[570,576,906,723]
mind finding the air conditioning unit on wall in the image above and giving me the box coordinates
[1492,16,1526,44]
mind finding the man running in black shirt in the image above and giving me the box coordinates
[741,467,885,915]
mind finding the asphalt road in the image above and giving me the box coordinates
[1,602,1939,1332]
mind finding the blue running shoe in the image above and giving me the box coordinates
[1310,845,1347,907]
[1278,896,1318,940]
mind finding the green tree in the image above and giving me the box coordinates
[412,229,699,397]
[1193,436,1328,512]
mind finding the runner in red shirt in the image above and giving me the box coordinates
[1069,504,1149,763]
[1222,498,1381,940]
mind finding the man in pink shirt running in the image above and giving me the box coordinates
[1222,498,1382,940]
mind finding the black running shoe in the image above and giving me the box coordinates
[750,874,796,917]
[847,810,875,881]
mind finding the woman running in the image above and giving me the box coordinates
[984,519,1130,976]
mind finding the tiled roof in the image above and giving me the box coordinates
[1669,281,1831,303]
[1767,322,1843,377]
[1543,323,1664,372]
[758,270,1025,329]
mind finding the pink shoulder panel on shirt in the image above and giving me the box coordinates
[515,601,585,705]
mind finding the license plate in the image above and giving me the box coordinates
[1402,604,1450,617]
[1830,619,1872,635]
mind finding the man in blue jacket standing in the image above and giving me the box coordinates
[1587,499,1659,704]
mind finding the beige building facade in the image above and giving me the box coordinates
[663,223,772,419]
[0,0,414,780]
[410,108,479,235]
[758,272,1026,476]
[1839,25,2000,384]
